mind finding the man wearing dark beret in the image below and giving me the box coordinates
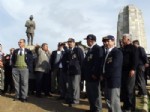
[102,35,123,112]
[82,34,103,112]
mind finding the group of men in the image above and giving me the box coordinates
[0,33,149,112]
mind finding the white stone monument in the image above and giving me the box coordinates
[117,5,147,50]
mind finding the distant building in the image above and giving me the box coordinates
[117,5,147,50]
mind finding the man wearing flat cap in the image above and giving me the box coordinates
[82,34,103,112]
[100,36,110,96]
[102,35,123,112]
[64,38,84,106]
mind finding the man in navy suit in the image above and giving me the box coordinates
[102,35,123,112]
[82,34,103,112]
[65,38,84,106]
[50,42,66,99]
[12,39,33,102]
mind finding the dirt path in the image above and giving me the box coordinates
[0,80,149,112]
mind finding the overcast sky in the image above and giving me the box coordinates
[0,0,150,53]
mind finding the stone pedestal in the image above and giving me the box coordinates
[25,45,35,51]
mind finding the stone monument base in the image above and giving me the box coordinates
[25,45,35,51]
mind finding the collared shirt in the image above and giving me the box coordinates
[69,47,75,51]
[89,42,96,49]
[57,50,63,68]
[9,54,12,65]
[18,48,25,55]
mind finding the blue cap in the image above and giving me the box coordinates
[104,35,115,41]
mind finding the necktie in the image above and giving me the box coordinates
[87,48,91,54]
[105,48,109,57]
[20,49,22,56]
[103,49,109,73]
[69,48,73,53]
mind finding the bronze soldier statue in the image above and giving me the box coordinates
[25,15,36,45]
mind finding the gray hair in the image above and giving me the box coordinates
[122,33,132,41]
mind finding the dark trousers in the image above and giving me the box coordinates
[29,79,36,94]
[121,70,136,111]
[136,65,147,95]
[86,81,102,112]
[59,69,67,98]
[35,71,50,95]
[4,69,14,93]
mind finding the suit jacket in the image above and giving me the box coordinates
[11,48,33,72]
[50,50,65,70]
[25,20,36,33]
[104,47,123,88]
[64,47,84,75]
[82,44,103,82]
[4,54,12,71]
[137,46,148,66]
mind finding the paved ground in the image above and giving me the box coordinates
[0,81,149,112]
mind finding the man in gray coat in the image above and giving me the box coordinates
[25,15,36,45]
[34,43,51,97]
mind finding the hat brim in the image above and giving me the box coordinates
[67,40,75,42]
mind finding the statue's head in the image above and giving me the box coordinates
[29,15,33,20]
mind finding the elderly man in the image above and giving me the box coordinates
[82,34,103,112]
[65,38,84,106]
[11,39,33,102]
[121,34,138,112]
[34,43,51,97]
[133,40,149,111]
[3,48,15,94]
[102,35,123,112]
[50,42,64,93]
[25,15,36,45]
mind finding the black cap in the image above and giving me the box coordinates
[84,34,96,41]
[67,38,75,42]
[58,42,64,46]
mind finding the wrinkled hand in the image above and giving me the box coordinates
[129,70,135,77]
[92,75,97,80]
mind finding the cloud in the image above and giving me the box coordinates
[0,0,149,53]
